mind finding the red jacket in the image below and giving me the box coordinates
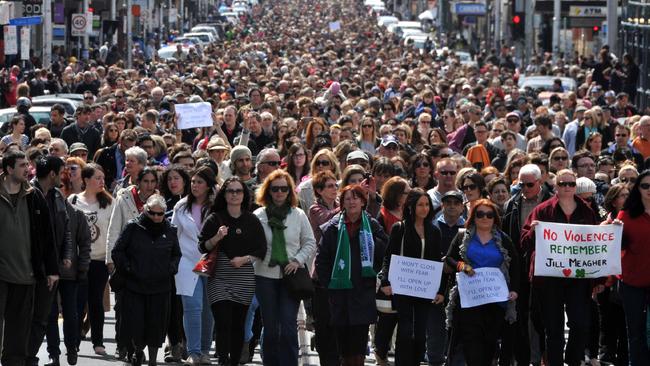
[617,210,650,287]
[520,195,599,283]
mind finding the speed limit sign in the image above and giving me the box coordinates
[71,13,90,36]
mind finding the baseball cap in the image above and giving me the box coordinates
[506,111,521,120]
[69,142,88,154]
[441,191,464,203]
[346,150,369,162]
[381,135,399,147]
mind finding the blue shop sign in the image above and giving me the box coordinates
[9,16,42,26]
[455,3,487,16]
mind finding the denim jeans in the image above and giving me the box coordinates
[181,277,214,357]
[255,276,299,366]
[426,302,447,365]
[46,280,79,356]
[619,281,650,365]
[244,295,259,342]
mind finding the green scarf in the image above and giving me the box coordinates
[329,211,376,289]
[266,202,291,267]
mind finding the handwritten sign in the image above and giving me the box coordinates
[329,21,341,32]
[534,222,621,278]
[175,102,213,130]
[4,26,17,55]
[388,255,443,299]
[456,267,509,308]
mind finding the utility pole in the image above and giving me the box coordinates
[552,0,560,59]
[606,0,617,55]
[43,0,52,68]
[524,0,535,64]
[83,0,89,59]
[127,0,132,68]
[494,0,501,50]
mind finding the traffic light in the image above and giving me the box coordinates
[593,25,600,35]
[511,1,524,40]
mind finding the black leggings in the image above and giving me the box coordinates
[78,260,108,348]
[211,300,248,365]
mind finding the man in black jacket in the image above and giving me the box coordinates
[94,129,137,191]
[0,150,58,366]
[27,156,74,366]
[500,164,554,366]
[60,105,101,158]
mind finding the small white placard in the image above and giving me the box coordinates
[175,102,213,130]
[387,255,443,300]
[456,267,509,308]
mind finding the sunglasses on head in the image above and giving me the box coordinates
[557,181,577,188]
[270,186,290,193]
[147,210,165,217]
[475,210,495,219]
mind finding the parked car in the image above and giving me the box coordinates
[518,76,577,92]
[158,45,189,60]
[377,16,399,27]
[32,95,82,116]
[182,32,216,45]
[190,26,219,39]
[0,106,52,130]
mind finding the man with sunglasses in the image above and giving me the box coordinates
[491,112,527,152]
[376,135,399,158]
[255,148,281,186]
[602,124,644,167]
[427,158,460,215]
[501,164,553,366]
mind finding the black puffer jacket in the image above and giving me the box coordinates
[59,202,91,281]
[112,214,181,294]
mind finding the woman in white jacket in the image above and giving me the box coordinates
[253,170,316,366]
[171,166,218,366]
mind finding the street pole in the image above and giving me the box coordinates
[180,0,184,32]
[43,0,52,69]
[127,0,132,68]
[524,0,534,64]
[552,0,560,59]
[83,0,89,59]
[607,0,617,55]
[494,0,501,50]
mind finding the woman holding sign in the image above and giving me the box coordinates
[444,199,520,366]
[316,184,388,366]
[520,169,600,366]
[617,169,650,365]
[380,189,446,366]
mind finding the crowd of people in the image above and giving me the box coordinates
[0,0,647,365]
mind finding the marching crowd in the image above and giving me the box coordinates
[0,0,647,365]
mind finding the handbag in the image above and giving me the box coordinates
[282,265,315,300]
[193,213,223,277]
[375,222,406,314]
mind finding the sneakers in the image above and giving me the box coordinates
[164,343,184,363]
[199,353,212,364]
[66,349,78,365]
[44,356,60,366]
[183,354,202,365]
[94,346,107,356]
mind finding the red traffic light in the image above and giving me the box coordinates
[513,15,521,24]
[593,25,599,32]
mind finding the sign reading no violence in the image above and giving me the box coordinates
[534,222,622,278]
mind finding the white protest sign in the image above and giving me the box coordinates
[387,255,443,299]
[175,102,213,130]
[20,27,29,60]
[534,222,622,278]
[329,21,341,31]
[456,267,509,308]
[3,26,17,55]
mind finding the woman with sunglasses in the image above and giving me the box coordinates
[61,157,86,197]
[171,167,218,365]
[612,164,638,189]
[297,149,340,212]
[615,169,650,365]
[410,153,436,190]
[458,171,487,213]
[253,170,316,366]
[548,147,570,174]
[357,117,379,157]
[101,122,119,149]
[316,184,388,366]
[198,177,266,366]
[576,108,612,152]
[444,199,520,366]
[520,169,600,366]
[111,194,181,366]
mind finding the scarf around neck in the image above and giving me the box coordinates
[329,211,376,289]
[266,202,291,267]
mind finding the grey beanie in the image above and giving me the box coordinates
[229,145,252,172]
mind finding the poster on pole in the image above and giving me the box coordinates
[534,222,622,278]
[4,26,17,55]
[456,267,509,308]
[175,102,213,129]
[387,255,443,299]
[20,27,29,60]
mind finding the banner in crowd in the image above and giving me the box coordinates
[175,102,213,129]
[456,267,509,308]
[534,221,622,278]
[388,255,443,299]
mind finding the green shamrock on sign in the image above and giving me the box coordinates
[575,269,586,278]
